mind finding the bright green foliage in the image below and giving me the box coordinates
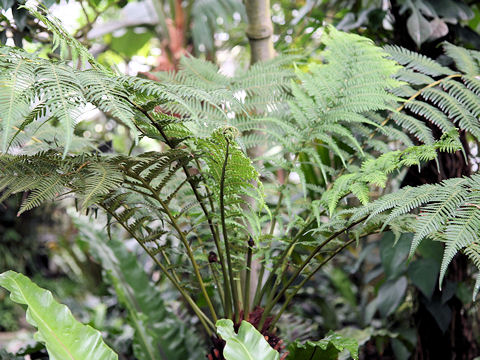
[0,271,118,360]
[197,127,264,234]
[2,5,480,346]
[256,26,404,178]
[322,130,462,214]
[153,55,296,141]
[216,319,280,360]
[286,331,359,360]
[385,43,480,142]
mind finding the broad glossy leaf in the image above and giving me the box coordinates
[0,270,118,360]
[286,331,359,360]
[216,319,280,360]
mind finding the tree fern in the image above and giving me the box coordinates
[2,6,480,340]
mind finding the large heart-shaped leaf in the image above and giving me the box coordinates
[0,270,118,360]
[216,319,280,360]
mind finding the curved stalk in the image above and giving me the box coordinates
[132,101,232,317]
[254,154,303,307]
[244,240,253,318]
[124,167,218,323]
[255,216,315,307]
[269,238,356,329]
[257,217,366,330]
[103,207,215,334]
[220,140,240,320]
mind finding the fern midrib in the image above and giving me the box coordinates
[82,165,107,207]
[412,181,467,254]
[441,206,479,284]
[370,73,463,140]
[19,176,63,215]
[2,60,23,152]
[50,63,73,156]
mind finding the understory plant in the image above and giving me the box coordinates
[1,5,480,359]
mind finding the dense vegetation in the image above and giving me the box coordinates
[1,1,480,359]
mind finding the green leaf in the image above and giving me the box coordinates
[286,331,359,360]
[0,270,118,360]
[329,268,357,307]
[376,276,408,317]
[110,29,153,58]
[379,232,411,280]
[407,258,439,300]
[216,319,280,360]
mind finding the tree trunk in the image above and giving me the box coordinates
[243,0,275,308]
[245,0,275,64]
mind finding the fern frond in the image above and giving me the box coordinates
[384,45,454,76]
[443,43,479,75]
[23,4,103,70]
[0,51,36,152]
[356,174,480,290]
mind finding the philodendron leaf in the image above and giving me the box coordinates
[0,270,118,360]
[216,319,280,360]
[286,331,359,360]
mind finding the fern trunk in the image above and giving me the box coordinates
[245,0,274,64]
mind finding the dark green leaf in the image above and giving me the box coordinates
[408,258,439,300]
[286,331,359,360]
[425,297,451,332]
[0,0,14,9]
[12,5,28,31]
[329,268,357,307]
[380,232,410,280]
[377,276,408,317]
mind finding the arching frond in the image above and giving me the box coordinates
[353,174,480,290]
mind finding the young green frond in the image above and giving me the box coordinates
[323,132,461,215]
[197,127,264,214]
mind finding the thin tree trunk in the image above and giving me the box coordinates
[245,0,275,64]
[243,0,275,311]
